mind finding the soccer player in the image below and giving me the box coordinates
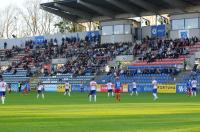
[22,81,29,96]
[130,80,138,96]
[18,81,22,93]
[37,82,44,99]
[0,75,7,104]
[152,79,158,101]
[191,78,198,97]
[107,80,114,97]
[64,81,71,96]
[115,77,122,102]
[8,83,11,94]
[80,80,84,93]
[89,78,97,102]
[186,79,192,96]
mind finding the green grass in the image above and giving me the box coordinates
[0,92,200,132]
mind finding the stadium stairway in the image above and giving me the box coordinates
[29,76,40,91]
[0,50,6,60]
[174,70,192,83]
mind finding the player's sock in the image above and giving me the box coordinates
[42,94,44,99]
[136,91,138,96]
[112,92,114,96]
[37,94,39,99]
[194,92,197,96]
[130,92,133,96]
[108,92,110,97]
[89,95,92,102]
[2,97,5,104]
[1,97,4,104]
[64,92,66,95]
[192,92,194,96]
[68,92,71,96]
[153,93,158,100]
[94,95,96,102]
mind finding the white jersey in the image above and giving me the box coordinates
[132,82,137,88]
[37,85,44,91]
[65,82,70,89]
[152,80,158,89]
[0,81,7,92]
[107,82,113,90]
[191,80,197,88]
[90,81,97,91]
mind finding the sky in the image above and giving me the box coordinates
[0,0,50,9]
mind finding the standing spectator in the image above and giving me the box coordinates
[18,82,22,92]
[80,80,84,92]
[8,84,11,94]
[183,59,187,71]
[4,42,7,49]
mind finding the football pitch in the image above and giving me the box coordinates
[0,92,200,132]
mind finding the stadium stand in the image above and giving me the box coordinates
[133,37,200,66]
[1,34,200,90]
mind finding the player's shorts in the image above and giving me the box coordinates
[0,92,6,96]
[65,89,69,92]
[90,90,96,95]
[24,88,28,92]
[153,89,157,93]
[132,88,137,92]
[115,89,121,93]
[192,87,197,92]
[108,89,113,92]
[37,90,42,94]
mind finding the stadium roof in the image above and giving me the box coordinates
[40,0,200,23]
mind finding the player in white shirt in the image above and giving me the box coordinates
[89,78,97,102]
[130,81,138,96]
[37,82,44,99]
[0,75,7,104]
[152,79,158,100]
[107,80,114,97]
[191,78,198,96]
[64,81,71,96]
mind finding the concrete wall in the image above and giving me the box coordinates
[170,13,200,20]
[170,13,200,39]
[101,34,132,43]
[170,29,200,39]
[141,26,151,38]
[0,31,90,49]
[101,19,133,26]
[100,19,133,43]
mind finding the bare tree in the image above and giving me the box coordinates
[0,0,67,39]
[18,0,59,36]
[0,5,19,38]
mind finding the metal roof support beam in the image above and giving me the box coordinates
[129,0,158,13]
[77,0,114,18]
[106,0,140,16]
[40,6,77,22]
[54,3,92,20]
[163,0,189,9]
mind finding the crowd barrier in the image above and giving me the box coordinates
[9,83,188,93]
[11,83,30,92]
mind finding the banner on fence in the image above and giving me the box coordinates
[157,84,176,93]
[122,84,128,92]
[128,84,153,93]
[57,84,66,92]
[176,83,187,93]
[44,84,57,92]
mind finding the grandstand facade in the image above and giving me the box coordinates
[0,0,200,93]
